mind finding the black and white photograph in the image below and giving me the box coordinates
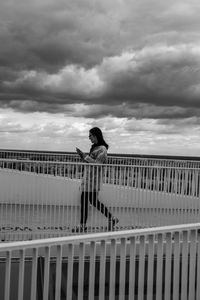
[0,1,200,299]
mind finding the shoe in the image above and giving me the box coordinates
[108,217,119,231]
[112,217,119,227]
[80,225,87,233]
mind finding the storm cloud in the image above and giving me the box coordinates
[1,0,200,154]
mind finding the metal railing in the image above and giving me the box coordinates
[0,159,200,240]
[0,223,200,300]
[1,159,200,194]
[1,149,200,167]
[0,149,80,162]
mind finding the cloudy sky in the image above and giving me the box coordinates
[0,0,200,156]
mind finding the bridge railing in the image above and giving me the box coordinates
[0,158,200,194]
[0,223,200,300]
[1,149,200,167]
[0,159,200,240]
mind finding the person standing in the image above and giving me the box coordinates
[75,127,119,232]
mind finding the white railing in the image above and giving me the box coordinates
[1,159,200,195]
[1,149,200,167]
[0,159,200,240]
[0,223,200,300]
[0,149,81,163]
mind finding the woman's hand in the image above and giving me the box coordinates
[76,147,86,160]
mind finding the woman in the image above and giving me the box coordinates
[75,127,119,232]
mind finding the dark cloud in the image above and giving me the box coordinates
[1,45,200,116]
[157,116,200,127]
[0,0,200,121]
[66,103,200,120]
[0,0,124,71]
[99,46,200,106]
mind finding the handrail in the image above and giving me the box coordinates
[1,222,200,251]
[1,158,200,170]
[0,149,200,164]
[1,222,199,300]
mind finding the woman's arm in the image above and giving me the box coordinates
[84,146,107,164]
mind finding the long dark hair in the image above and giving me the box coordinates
[89,127,109,153]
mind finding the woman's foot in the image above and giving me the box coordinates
[108,217,119,231]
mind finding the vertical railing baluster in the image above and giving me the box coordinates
[173,231,180,300]
[66,243,74,300]
[128,236,136,300]
[164,232,172,300]
[18,249,25,300]
[147,234,154,300]
[5,250,11,300]
[141,167,145,227]
[43,246,50,300]
[194,170,198,219]
[99,240,106,300]
[119,237,127,300]
[109,239,117,300]
[78,242,85,300]
[55,245,62,300]
[156,233,163,300]
[188,229,197,300]
[149,167,154,227]
[185,170,189,223]
[181,230,189,300]
[196,229,200,300]
[96,165,100,231]
[88,241,96,300]
[87,165,91,233]
[31,248,38,300]
[147,167,151,227]
[138,235,145,300]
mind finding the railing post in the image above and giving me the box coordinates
[165,232,172,300]
[66,243,74,300]
[88,241,96,300]
[109,238,117,300]
[181,230,189,300]
[147,234,154,300]
[4,251,11,300]
[55,245,62,300]
[43,246,50,300]
[78,242,85,300]
[138,235,145,300]
[188,229,197,300]
[119,237,127,300]
[156,233,163,300]
[196,229,200,299]
[128,236,136,300]
[30,248,38,300]
[99,240,106,299]
[173,231,180,300]
[18,249,25,300]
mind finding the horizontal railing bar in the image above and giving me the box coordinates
[1,223,200,251]
[1,158,200,170]
[1,149,200,163]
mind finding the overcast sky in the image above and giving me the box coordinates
[0,0,200,156]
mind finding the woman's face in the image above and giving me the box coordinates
[89,132,98,144]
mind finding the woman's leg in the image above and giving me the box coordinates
[89,192,112,219]
[80,191,89,226]
[89,192,119,230]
